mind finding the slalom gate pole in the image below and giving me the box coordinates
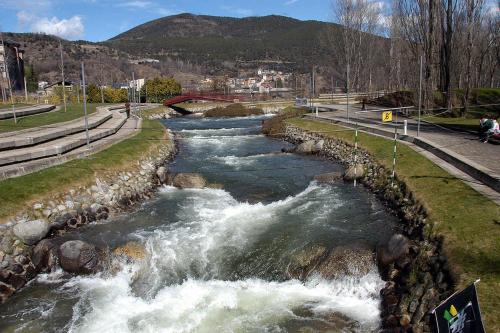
[391,124,397,187]
[354,122,358,187]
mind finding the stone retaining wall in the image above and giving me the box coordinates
[282,125,454,333]
[0,131,176,303]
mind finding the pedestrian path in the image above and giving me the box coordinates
[308,103,500,197]
[0,104,56,120]
[0,105,144,180]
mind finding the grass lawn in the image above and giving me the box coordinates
[422,116,479,132]
[0,103,103,134]
[0,103,31,110]
[286,117,500,331]
[140,106,168,117]
[0,119,167,221]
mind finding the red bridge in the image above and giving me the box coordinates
[164,92,243,114]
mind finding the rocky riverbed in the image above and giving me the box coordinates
[0,132,177,303]
[278,124,455,333]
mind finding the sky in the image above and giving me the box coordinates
[0,0,337,42]
[0,0,498,42]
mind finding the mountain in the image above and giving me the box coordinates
[105,13,343,74]
[4,13,389,90]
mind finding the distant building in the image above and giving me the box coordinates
[129,78,145,91]
[0,40,25,92]
[43,80,74,96]
[130,58,160,65]
[38,81,48,89]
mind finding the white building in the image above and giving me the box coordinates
[129,78,145,91]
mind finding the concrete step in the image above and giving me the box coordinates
[0,105,56,120]
[0,114,127,166]
[0,109,113,150]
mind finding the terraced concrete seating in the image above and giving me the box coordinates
[0,104,56,120]
[0,106,128,167]
[0,109,112,150]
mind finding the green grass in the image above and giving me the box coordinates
[286,117,500,331]
[0,104,103,134]
[422,116,480,132]
[140,106,169,117]
[204,103,263,117]
[0,119,167,221]
[0,103,31,110]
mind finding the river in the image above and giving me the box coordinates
[0,115,398,332]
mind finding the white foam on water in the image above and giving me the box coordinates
[60,184,385,333]
[148,184,338,286]
[66,273,383,333]
[211,153,282,169]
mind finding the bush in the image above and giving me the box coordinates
[367,91,415,108]
[204,103,264,117]
[261,106,308,136]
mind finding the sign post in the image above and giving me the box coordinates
[382,111,393,122]
[432,280,485,333]
[81,62,90,149]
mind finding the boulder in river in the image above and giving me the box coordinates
[288,244,327,280]
[156,166,168,184]
[13,219,50,246]
[343,164,365,181]
[377,234,410,267]
[315,244,375,279]
[295,140,317,154]
[172,173,207,189]
[59,240,100,274]
[32,239,58,272]
[113,242,147,262]
[288,243,375,281]
[314,172,343,184]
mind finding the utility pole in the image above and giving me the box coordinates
[346,62,350,122]
[417,55,423,137]
[59,41,67,112]
[24,75,28,102]
[13,45,28,103]
[81,62,90,149]
[331,75,334,104]
[77,80,80,104]
[132,71,136,114]
[1,33,17,123]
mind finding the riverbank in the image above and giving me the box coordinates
[0,119,176,302]
[263,116,499,332]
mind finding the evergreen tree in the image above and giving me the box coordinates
[24,64,39,93]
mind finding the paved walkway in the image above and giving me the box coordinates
[308,103,500,203]
[318,104,500,173]
[0,105,146,180]
[0,104,56,120]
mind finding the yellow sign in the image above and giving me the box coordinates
[382,111,393,122]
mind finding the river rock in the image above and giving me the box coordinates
[32,239,58,272]
[288,244,327,280]
[295,140,317,154]
[59,240,100,274]
[12,219,50,246]
[156,166,168,183]
[113,242,147,262]
[343,164,365,181]
[172,173,207,189]
[314,171,343,183]
[315,244,375,279]
[377,234,410,267]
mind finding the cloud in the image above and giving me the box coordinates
[284,0,299,5]
[17,11,85,39]
[157,8,174,16]
[118,1,152,8]
[221,5,253,17]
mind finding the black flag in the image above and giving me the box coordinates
[433,281,485,333]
